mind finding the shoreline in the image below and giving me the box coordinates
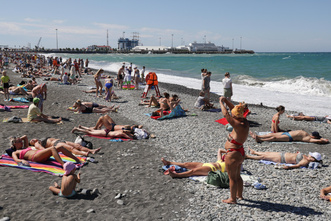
[1,57,331,220]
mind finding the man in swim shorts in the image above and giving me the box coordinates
[250,130,329,144]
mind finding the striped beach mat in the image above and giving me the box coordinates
[0,153,87,176]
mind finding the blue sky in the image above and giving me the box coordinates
[1,0,331,52]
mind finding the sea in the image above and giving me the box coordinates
[45,52,331,116]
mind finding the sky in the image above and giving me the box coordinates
[1,0,331,52]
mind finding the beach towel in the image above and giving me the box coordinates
[156,105,186,120]
[0,105,29,109]
[122,84,135,90]
[85,134,132,141]
[3,117,29,123]
[205,108,222,112]
[258,160,320,169]
[215,118,228,125]
[0,153,86,176]
[9,97,30,103]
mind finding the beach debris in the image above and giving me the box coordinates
[0,217,10,221]
[86,209,95,213]
[117,200,124,205]
[115,193,122,199]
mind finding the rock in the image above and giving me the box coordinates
[0,217,10,221]
[117,200,124,205]
[86,209,95,213]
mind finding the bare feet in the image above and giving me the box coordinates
[54,182,60,188]
[71,127,78,133]
[222,198,237,204]
[168,169,178,178]
[248,147,256,155]
[161,157,171,166]
[249,131,262,143]
[286,114,293,119]
[91,147,102,154]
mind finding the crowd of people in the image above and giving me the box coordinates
[1,52,331,205]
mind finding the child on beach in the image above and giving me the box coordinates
[104,76,113,102]
[49,162,81,198]
[1,70,10,100]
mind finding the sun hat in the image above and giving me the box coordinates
[63,162,76,175]
[309,152,322,161]
[33,97,40,104]
[312,131,321,139]
[231,103,245,118]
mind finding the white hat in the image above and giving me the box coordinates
[309,152,322,161]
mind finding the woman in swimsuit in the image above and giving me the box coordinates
[162,149,227,178]
[104,76,113,102]
[8,144,82,167]
[68,100,118,114]
[29,137,101,157]
[71,125,134,139]
[246,147,322,169]
[94,68,103,97]
[219,97,249,204]
[286,113,331,124]
[271,105,285,133]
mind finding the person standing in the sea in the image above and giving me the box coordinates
[222,72,233,102]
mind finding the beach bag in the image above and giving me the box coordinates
[7,116,22,123]
[206,171,229,188]
[75,135,93,149]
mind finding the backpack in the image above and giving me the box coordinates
[74,135,93,149]
[206,171,230,188]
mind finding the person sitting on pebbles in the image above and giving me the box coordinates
[250,130,329,144]
[27,97,62,123]
[194,91,215,110]
[49,162,80,198]
[246,147,322,170]
[161,149,226,178]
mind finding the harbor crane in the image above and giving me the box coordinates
[35,37,42,49]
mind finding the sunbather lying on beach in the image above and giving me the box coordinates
[29,137,101,157]
[161,149,226,178]
[68,99,119,114]
[250,130,329,144]
[92,114,142,132]
[0,86,30,96]
[83,89,119,99]
[320,185,331,201]
[246,147,322,169]
[286,113,331,124]
[6,145,82,167]
[71,125,134,139]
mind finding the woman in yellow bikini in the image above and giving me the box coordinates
[161,149,226,178]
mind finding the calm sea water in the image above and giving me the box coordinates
[47,52,331,116]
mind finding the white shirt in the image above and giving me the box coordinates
[222,77,232,89]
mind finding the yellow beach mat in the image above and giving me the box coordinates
[3,117,29,123]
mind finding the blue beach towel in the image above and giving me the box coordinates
[157,105,186,120]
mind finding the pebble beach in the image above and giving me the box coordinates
[1,62,331,221]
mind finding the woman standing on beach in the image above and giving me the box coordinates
[219,97,249,204]
[271,105,285,133]
[104,76,113,102]
[133,67,140,90]
[1,71,10,100]
[94,68,103,97]
[222,72,232,102]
